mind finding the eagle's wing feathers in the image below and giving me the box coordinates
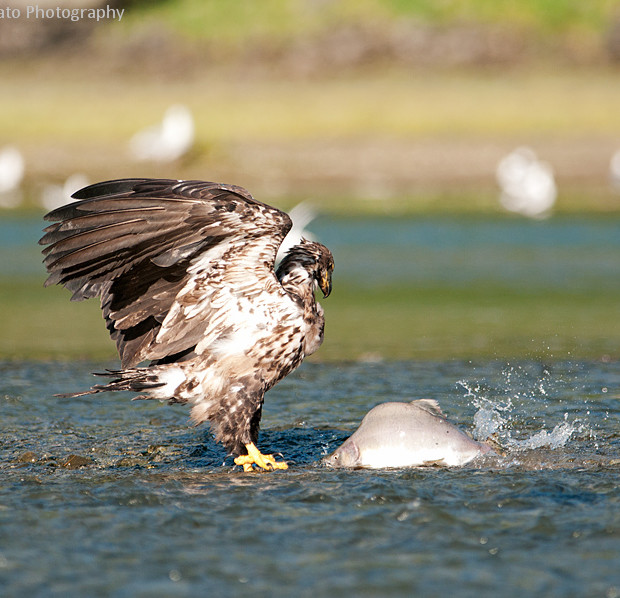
[141,227,290,364]
[40,178,292,367]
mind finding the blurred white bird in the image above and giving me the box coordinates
[496,147,557,219]
[276,201,317,264]
[129,104,195,162]
[40,173,89,211]
[609,150,620,189]
[0,146,25,208]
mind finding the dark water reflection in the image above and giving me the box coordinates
[3,215,620,291]
[1,360,618,597]
[316,215,620,290]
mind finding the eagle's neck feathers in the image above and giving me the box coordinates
[275,239,325,300]
[276,242,327,357]
[277,263,317,305]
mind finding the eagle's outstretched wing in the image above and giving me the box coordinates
[40,178,292,367]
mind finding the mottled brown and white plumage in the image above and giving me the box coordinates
[39,178,334,470]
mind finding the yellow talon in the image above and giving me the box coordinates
[234,442,289,472]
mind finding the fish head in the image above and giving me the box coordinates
[324,439,360,468]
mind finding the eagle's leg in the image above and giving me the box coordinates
[234,442,288,472]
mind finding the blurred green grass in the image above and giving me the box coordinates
[4,69,620,143]
[3,68,620,215]
[0,281,113,362]
[321,284,620,361]
[3,278,617,362]
[120,0,614,43]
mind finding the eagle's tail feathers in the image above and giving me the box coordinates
[55,389,101,399]
[55,368,167,400]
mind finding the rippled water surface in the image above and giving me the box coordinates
[1,359,618,597]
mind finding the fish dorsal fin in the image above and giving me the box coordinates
[410,399,445,417]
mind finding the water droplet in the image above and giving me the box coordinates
[169,569,181,582]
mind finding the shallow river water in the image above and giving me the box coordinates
[1,358,618,597]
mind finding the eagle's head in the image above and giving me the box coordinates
[277,238,334,298]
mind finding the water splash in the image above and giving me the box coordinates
[508,419,575,450]
[457,363,590,452]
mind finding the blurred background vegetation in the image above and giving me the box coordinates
[1,0,620,212]
[1,0,619,362]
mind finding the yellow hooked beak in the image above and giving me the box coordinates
[319,269,332,298]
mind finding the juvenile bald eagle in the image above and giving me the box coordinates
[39,178,334,471]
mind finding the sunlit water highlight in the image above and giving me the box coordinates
[1,359,618,597]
